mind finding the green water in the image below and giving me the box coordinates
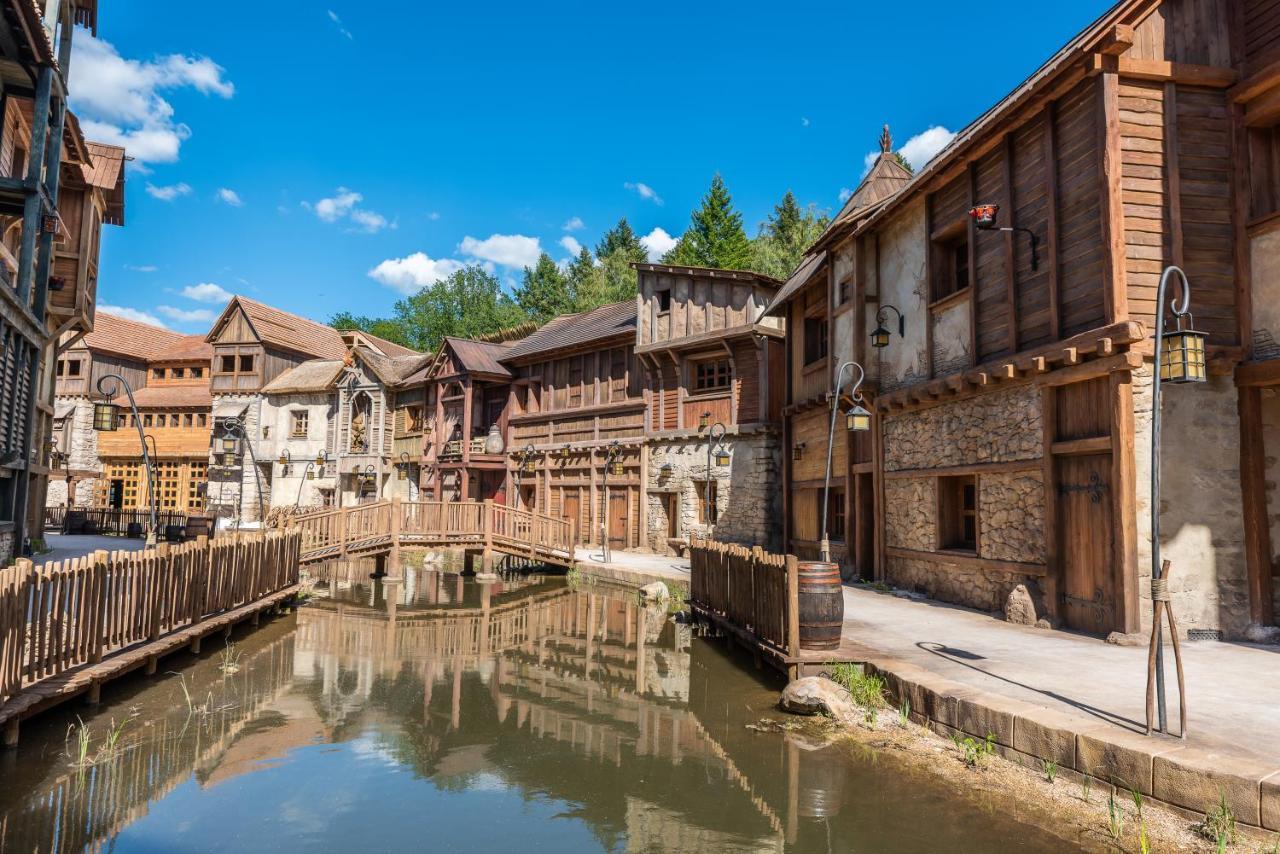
[0,562,1098,852]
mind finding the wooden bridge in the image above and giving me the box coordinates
[289,498,576,568]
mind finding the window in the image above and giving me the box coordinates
[693,359,731,393]
[938,475,977,552]
[152,368,165,380]
[55,360,64,376]
[67,360,81,377]
[932,222,970,302]
[197,414,208,428]
[405,406,424,432]
[827,489,846,541]
[157,414,168,427]
[291,410,309,438]
[695,480,719,525]
[219,355,236,373]
[803,316,828,365]
[172,367,185,379]
[838,277,852,306]
[238,354,255,373]
[656,287,671,313]
[143,414,153,428]
[191,366,204,378]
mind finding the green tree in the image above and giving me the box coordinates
[514,252,573,322]
[895,152,914,174]
[565,246,608,311]
[749,191,831,280]
[396,265,527,350]
[329,312,414,347]
[673,174,752,270]
[595,217,646,263]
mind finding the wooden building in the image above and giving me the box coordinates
[770,0,1278,640]
[633,264,786,553]
[502,300,644,549]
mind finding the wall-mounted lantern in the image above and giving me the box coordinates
[659,462,673,478]
[871,304,906,349]
[698,411,711,430]
[397,451,412,481]
[1160,314,1208,384]
[221,435,238,453]
[969,203,1039,270]
[792,442,805,461]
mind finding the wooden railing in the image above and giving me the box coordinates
[689,539,799,658]
[0,530,301,706]
[59,508,192,537]
[289,499,575,565]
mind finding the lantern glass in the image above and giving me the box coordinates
[846,404,872,432]
[315,453,326,466]
[969,203,999,229]
[92,401,120,432]
[609,461,624,476]
[792,444,803,461]
[221,436,237,453]
[698,412,710,429]
[1160,326,1207,384]
[659,463,673,477]
[870,325,891,348]
[522,459,536,474]
[714,449,731,466]
[306,469,316,481]
[278,453,288,466]
[398,467,408,481]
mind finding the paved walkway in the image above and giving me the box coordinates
[841,585,1280,766]
[34,534,146,567]
[572,547,691,586]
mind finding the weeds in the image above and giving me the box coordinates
[898,698,911,727]
[1040,758,1058,784]
[218,642,243,675]
[960,733,997,768]
[65,715,131,769]
[1129,786,1144,819]
[827,663,886,710]
[1080,774,1092,803]
[1195,789,1238,849]
[1106,792,1124,840]
[1138,819,1150,854]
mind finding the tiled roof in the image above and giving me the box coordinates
[157,335,214,362]
[262,359,344,395]
[503,300,637,362]
[80,312,205,362]
[231,296,349,360]
[444,337,514,378]
[763,251,827,317]
[631,263,782,289]
[112,385,212,409]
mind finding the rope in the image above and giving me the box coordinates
[1150,577,1170,602]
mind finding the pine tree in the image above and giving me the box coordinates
[895,152,915,174]
[749,191,831,280]
[514,252,573,322]
[566,247,608,312]
[677,174,752,270]
[595,217,646,263]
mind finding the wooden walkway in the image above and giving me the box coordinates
[0,530,302,746]
[290,498,575,568]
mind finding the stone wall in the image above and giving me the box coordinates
[887,555,1046,614]
[0,528,12,567]
[980,470,1046,564]
[884,478,934,551]
[883,384,1042,470]
[1132,364,1251,639]
[45,398,101,508]
[1264,389,1280,619]
[645,429,781,553]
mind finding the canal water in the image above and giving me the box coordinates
[0,562,1098,853]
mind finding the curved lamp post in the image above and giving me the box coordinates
[599,441,622,564]
[705,422,729,532]
[92,373,158,546]
[821,361,872,563]
[1148,265,1207,736]
[397,451,412,481]
[294,450,328,510]
[871,305,906,350]
[219,415,265,528]
[514,444,537,508]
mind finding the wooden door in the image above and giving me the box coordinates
[608,491,628,549]
[665,492,679,539]
[1057,454,1115,634]
[561,491,580,544]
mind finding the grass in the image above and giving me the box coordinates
[1080,774,1092,803]
[1195,789,1238,850]
[827,663,886,710]
[898,698,911,727]
[65,715,131,769]
[218,642,243,675]
[959,733,997,768]
[1106,792,1124,841]
[1040,758,1058,784]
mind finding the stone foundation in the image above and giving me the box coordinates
[0,528,13,567]
[645,429,781,553]
[885,555,1047,615]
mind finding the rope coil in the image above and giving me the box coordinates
[1150,577,1170,602]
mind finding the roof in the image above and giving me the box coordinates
[847,0,1149,239]
[503,300,637,362]
[211,296,349,361]
[340,329,420,358]
[112,385,212,409]
[262,359,344,395]
[156,335,213,362]
[817,127,915,249]
[77,312,208,363]
[82,142,126,226]
[353,347,433,387]
[763,251,828,317]
[631,263,782,289]
[441,337,514,379]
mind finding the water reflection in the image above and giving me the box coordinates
[0,564,1092,853]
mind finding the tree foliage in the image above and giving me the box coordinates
[667,174,752,270]
[595,217,646,264]
[749,190,830,280]
[514,252,574,323]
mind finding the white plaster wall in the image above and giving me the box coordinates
[262,391,335,510]
[932,299,971,376]
[1250,231,1280,359]
[1132,365,1250,638]
[869,199,929,391]
[46,398,100,508]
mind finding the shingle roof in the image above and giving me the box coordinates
[443,337,514,378]
[83,141,126,226]
[112,385,212,409]
[763,251,828,317]
[156,335,214,362]
[503,300,637,362]
[355,348,433,387]
[225,296,349,360]
[262,359,344,395]
[79,312,206,363]
[340,329,420,358]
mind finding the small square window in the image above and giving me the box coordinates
[67,360,81,377]
[191,366,204,378]
[693,359,731,393]
[219,355,236,373]
[197,414,207,427]
[239,354,255,373]
[291,410,309,438]
[172,367,185,379]
[803,316,828,365]
[152,368,165,380]
[656,288,671,313]
[938,475,977,552]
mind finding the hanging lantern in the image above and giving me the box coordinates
[1160,315,1207,384]
[609,460,625,477]
[870,324,892,349]
[698,412,710,429]
[314,452,326,467]
[221,436,238,453]
[396,466,407,481]
[713,447,731,466]
[522,458,537,474]
[306,468,316,481]
[92,401,120,432]
[969,204,999,229]
[558,446,570,459]
[659,462,673,478]
[792,443,805,461]
[846,403,872,432]
[278,452,288,467]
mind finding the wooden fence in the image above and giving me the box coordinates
[0,530,301,706]
[689,539,799,661]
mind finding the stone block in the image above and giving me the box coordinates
[1075,729,1184,794]
[1012,707,1092,768]
[1259,771,1280,831]
[1152,748,1278,828]
[953,692,1032,747]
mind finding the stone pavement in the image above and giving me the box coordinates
[34,533,146,566]
[572,547,690,588]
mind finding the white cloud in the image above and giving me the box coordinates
[181,282,232,303]
[562,216,584,232]
[145,182,192,201]
[98,304,168,328]
[838,187,853,203]
[327,10,354,40]
[801,117,810,127]
[368,252,464,295]
[216,188,243,206]
[624,182,663,205]
[157,305,216,323]
[305,187,390,233]
[861,125,957,176]
[639,227,678,262]
[427,211,441,221]
[69,35,233,166]
[459,233,541,269]
[124,264,158,273]
[559,235,582,256]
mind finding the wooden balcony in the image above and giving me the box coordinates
[439,437,487,460]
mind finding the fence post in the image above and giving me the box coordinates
[785,554,800,660]
[388,495,403,578]
[90,550,109,664]
[481,499,495,575]
[150,543,170,641]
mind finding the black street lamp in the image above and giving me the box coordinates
[278,448,292,476]
[1148,265,1207,737]
[871,304,906,349]
[219,415,265,528]
[821,361,870,563]
[93,374,158,546]
[295,452,328,510]
[705,422,728,531]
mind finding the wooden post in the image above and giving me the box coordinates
[785,554,800,665]
[90,550,108,664]
[1111,370,1140,633]
[1240,386,1275,625]
[2,718,17,749]
[1098,71,1128,324]
[388,494,403,579]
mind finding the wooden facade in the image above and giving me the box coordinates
[772,0,1271,639]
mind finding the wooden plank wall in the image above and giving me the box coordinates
[1244,0,1280,74]
[1057,78,1108,338]
[1012,114,1054,350]
[638,271,763,347]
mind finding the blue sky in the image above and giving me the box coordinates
[74,1,1112,333]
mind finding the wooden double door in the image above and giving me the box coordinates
[557,486,629,548]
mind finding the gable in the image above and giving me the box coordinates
[210,304,259,345]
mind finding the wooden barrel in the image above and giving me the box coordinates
[797,561,844,650]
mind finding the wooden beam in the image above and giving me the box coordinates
[1050,435,1112,456]
[1097,23,1134,56]
[1111,369,1140,633]
[1035,350,1142,388]
[1044,98,1062,341]
[1041,385,1060,622]
[968,165,979,364]
[1231,99,1253,358]
[884,458,1040,479]
[1236,359,1280,387]
[1164,82,1184,270]
[1087,54,1237,88]
[1098,72,1128,324]
[1003,132,1019,355]
[1239,386,1275,626]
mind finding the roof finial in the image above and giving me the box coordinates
[880,124,893,154]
